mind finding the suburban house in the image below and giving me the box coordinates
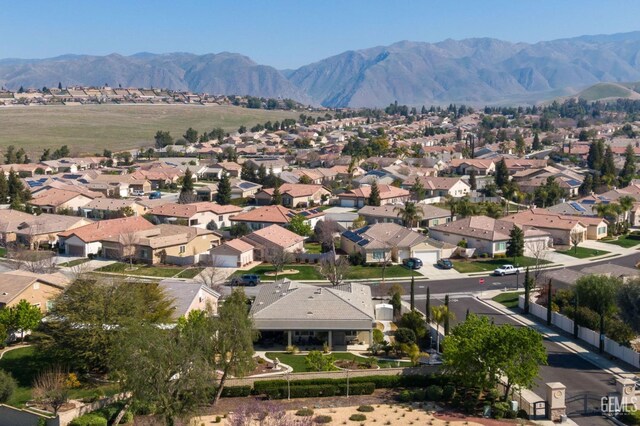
[338,184,410,208]
[0,270,70,313]
[341,222,454,265]
[357,204,452,228]
[81,198,149,219]
[254,183,331,208]
[0,209,37,246]
[101,224,221,265]
[28,188,101,214]
[58,216,155,257]
[204,161,243,179]
[429,216,551,257]
[246,158,288,175]
[87,174,152,197]
[231,205,325,231]
[210,238,255,268]
[158,280,221,319]
[150,202,242,229]
[230,179,263,199]
[250,280,375,347]
[14,214,93,250]
[502,208,607,244]
[449,159,495,175]
[401,176,471,198]
[241,224,305,261]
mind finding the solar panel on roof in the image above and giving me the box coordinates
[570,202,586,212]
[566,179,581,187]
[582,200,595,205]
[357,239,369,246]
[239,182,255,189]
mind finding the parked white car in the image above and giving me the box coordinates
[493,264,520,276]
[131,189,145,196]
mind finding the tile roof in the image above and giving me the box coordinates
[340,184,409,200]
[0,271,69,305]
[261,183,327,198]
[159,280,220,320]
[58,216,154,243]
[430,215,549,241]
[0,209,35,233]
[241,224,304,249]
[29,188,98,207]
[150,202,241,218]
[249,280,374,330]
[345,223,428,249]
[358,203,450,220]
[503,209,587,230]
[231,205,293,224]
[410,176,469,190]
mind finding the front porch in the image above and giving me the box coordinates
[256,329,373,351]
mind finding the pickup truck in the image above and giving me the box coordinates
[493,264,521,276]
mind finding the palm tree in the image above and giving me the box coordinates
[430,305,455,353]
[596,203,623,235]
[444,195,458,220]
[618,196,635,226]
[394,202,423,228]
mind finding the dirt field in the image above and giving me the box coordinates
[0,104,307,156]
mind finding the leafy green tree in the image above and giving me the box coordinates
[183,127,198,144]
[506,226,525,259]
[0,172,7,204]
[390,291,402,321]
[494,158,509,189]
[154,130,173,148]
[619,144,636,187]
[305,350,335,372]
[617,279,640,333]
[211,289,257,403]
[431,305,454,353]
[298,174,312,184]
[587,139,604,171]
[215,173,232,205]
[44,279,173,373]
[578,173,594,196]
[3,145,16,164]
[602,145,616,178]
[240,162,256,182]
[12,300,42,342]
[514,131,526,156]
[394,327,417,345]
[575,274,620,352]
[533,176,565,208]
[230,222,251,238]
[257,164,267,185]
[368,181,381,206]
[468,170,477,190]
[111,316,215,425]
[289,214,312,237]
[394,202,422,227]
[399,310,426,341]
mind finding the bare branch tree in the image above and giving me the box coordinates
[118,231,141,270]
[525,239,550,283]
[32,367,69,415]
[198,255,226,292]
[313,220,339,252]
[11,248,55,273]
[570,229,582,255]
[317,253,350,286]
[269,248,293,281]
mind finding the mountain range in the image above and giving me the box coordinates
[4,31,640,107]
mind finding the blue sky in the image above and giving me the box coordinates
[1,0,639,69]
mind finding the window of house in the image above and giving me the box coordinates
[140,248,149,258]
[345,331,357,337]
[372,251,385,260]
[496,242,506,251]
[179,245,186,254]
[219,216,223,221]
[432,219,439,226]
[598,226,606,234]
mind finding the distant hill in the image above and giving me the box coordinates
[5,31,640,107]
[567,82,640,101]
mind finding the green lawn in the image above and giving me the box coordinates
[265,352,412,373]
[0,247,5,257]
[604,235,640,248]
[57,258,90,267]
[95,262,202,278]
[0,346,118,407]
[303,242,323,254]
[492,292,524,309]
[556,247,609,259]
[452,256,552,274]
[235,264,325,281]
[345,265,417,280]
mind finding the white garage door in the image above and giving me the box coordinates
[216,255,239,268]
[412,250,439,265]
[340,199,356,207]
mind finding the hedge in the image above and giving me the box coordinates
[253,374,447,394]
[221,385,252,397]
[262,382,375,400]
[69,414,108,426]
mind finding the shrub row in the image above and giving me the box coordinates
[220,385,252,397]
[253,373,446,394]
[397,384,456,403]
[263,382,375,399]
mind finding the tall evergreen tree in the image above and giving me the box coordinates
[215,173,232,205]
[0,171,7,204]
[257,164,267,185]
[410,275,415,311]
[578,173,594,196]
[506,225,525,259]
[272,184,282,206]
[444,294,450,335]
[178,169,195,204]
[240,162,256,182]
[602,145,616,178]
[410,177,426,201]
[368,181,381,206]
[587,139,604,171]
[514,131,526,156]
[619,144,636,187]
[469,170,477,191]
[531,132,542,151]
[494,158,509,189]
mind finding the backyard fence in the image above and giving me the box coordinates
[519,296,640,368]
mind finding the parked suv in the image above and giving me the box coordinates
[402,257,423,270]
[437,258,453,269]
[230,274,261,286]
[148,191,162,199]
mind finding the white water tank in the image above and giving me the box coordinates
[375,303,393,321]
